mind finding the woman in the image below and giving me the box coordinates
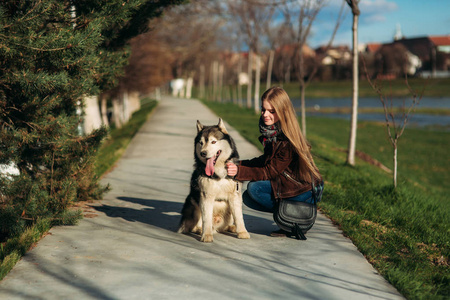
[226,87,322,236]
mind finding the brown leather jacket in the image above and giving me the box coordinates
[235,135,321,200]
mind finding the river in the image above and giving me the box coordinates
[291,97,450,129]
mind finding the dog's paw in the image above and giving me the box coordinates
[226,225,237,233]
[201,234,214,243]
[192,226,202,234]
[177,225,188,234]
[237,231,250,239]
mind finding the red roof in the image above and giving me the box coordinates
[429,35,450,46]
[366,43,382,52]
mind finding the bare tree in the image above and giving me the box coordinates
[345,0,360,166]
[155,4,224,78]
[278,0,345,137]
[226,0,275,110]
[124,33,175,95]
[264,2,299,87]
[145,0,277,107]
[365,72,425,188]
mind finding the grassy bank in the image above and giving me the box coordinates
[202,100,449,300]
[197,78,450,101]
[0,98,158,281]
[298,107,450,117]
[278,77,450,98]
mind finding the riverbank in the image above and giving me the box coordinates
[193,78,450,102]
[279,77,450,98]
[298,106,450,116]
[294,104,450,131]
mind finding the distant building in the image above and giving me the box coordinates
[360,35,450,78]
[362,43,382,53]
[316,45,351,65]
[314,45,352,80]
[370,42,421,78]
[393,23,404,41]
[273,44,316,82]
[428,36,450,77]
[429,36,450,53]
[393,35,450,77]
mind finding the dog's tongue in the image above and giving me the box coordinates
[205,157,215,176]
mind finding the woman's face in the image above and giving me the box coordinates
[261,100,279,126]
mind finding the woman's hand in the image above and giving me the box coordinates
[226,161,238,177]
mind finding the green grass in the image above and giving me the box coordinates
[299,107,450,117]
[0,210,83,281]
[278,77,450,98]
[307,117,449,197]
[196,77,450,100]
[202,100,449,300]
[94,98,158,177]
[0,218,51,279]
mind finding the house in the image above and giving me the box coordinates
[373,42,421,78]
[428,35,450,76]
[361,43,382,53]
[316,45,351,65]
[359,35,450,78]
[429,36,450,53]
[394,35,450,77]
[272,44,316,82]
[314,45,352,80]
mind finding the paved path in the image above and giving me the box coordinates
[0,96,404,299]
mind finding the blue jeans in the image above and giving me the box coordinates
[243,180,314,213]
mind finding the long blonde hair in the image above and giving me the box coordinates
[261,87,320,182]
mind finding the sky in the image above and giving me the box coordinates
[309,0,450,48]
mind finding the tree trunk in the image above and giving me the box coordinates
[155,87,161,101]
[122,90,130,123]
[218,64,224,102]
[186,77,193,99]
[208,62,214,99]
[199,65,205,99]
[212,61,218,101]
[254,54,261,113]
[393,144,398,188]
[247,50,253,109]
[266,50,274,90]
[300,85,306,137]
[100,94,109,126]
[128,91,140,116]
[237,55,242,106]
[347,13,359,166]
[112,97,122,129]
[285,65,290,83]
[299,43,306,137]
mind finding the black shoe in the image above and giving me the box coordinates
[270,229,291,237]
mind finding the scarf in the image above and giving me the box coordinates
[259,117,282,147]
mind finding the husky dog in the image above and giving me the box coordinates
[178,119,250,243]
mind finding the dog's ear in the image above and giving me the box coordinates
[218,118,228,134]
[196,120,204,133]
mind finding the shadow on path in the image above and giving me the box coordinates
[90,197,399,299]
[93,196,277,238]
